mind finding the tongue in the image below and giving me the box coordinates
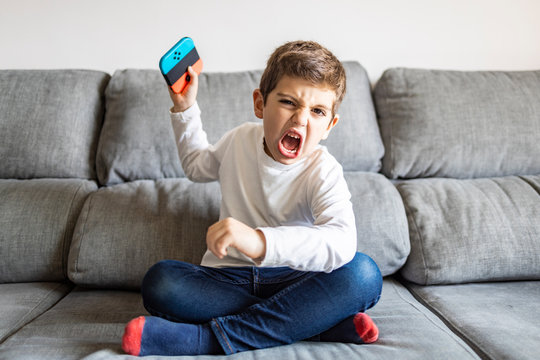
[282,135,300,150]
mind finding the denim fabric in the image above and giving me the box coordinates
[141,253,382,354]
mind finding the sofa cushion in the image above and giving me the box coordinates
[0,179,97,283]
[405,281,540,360]
[97,61,383,185]
[68,179,220,289]
[0,282,72,343]
[0,280,479,360]
[0,70,109,180]
[68,173,408,289]
[0,287,139,358]
[397,175,540,285]
[374,68,540,179]
[345,172,409,276]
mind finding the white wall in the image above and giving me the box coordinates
[1,0,539,81]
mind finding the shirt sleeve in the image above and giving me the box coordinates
[170,102,221,182]
[257,161,357,273]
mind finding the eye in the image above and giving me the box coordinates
[312,108,326,117]
[279,99,295,106]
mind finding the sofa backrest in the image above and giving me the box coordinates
[0,70,107,283]
[0,70,110,180]
[0,179,96,282]
[96,62,384,186]
[375,68,540,285]
[68,62,410,289]
[374,68,540,180]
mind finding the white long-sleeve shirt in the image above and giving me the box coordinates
[171,102,357,273]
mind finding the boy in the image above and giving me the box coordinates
[122,40,382,356]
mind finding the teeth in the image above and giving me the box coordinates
[288,133,300,139]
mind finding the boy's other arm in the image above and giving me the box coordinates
[258,165,357,273]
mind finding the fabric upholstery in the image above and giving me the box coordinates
[345,172,409,276]
[97,61,383,185]
[397,175,540,285]
[0,280,479,360]
[0,70,109,180]
[68,173,409,289]
[0,282,72,343]
[374,68,540,179]
[406,281,540,360]
[96,69,185,185]
[0,179,97,283]
[0,288,143,359]
[68,179,220,289]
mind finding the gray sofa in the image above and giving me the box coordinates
[0,62,538,360]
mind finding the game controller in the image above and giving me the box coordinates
[159,37,203,94]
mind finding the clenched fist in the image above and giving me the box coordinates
[206,217,266,262]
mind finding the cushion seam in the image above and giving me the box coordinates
[61,182,87,280]
[0,282,72,345]
[72,191,94,280]
[400,190,430,284]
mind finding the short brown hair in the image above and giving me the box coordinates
[259,40,346,115]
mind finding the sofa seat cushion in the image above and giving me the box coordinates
[0,279,479,360]
[397,175,540,285]
[374,68,540,179]
[0,282,72,344]
[0,179,97,282]
[97,62,383,186]
[0,287,141,359]
[0,70,109,180]
[405,281,540,360]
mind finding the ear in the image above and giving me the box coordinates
[321,114,339,140]
[253,89,264,119]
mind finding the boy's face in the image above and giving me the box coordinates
[253,75,339,165]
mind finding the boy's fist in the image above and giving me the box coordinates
[169,66,199,113]
[206,218,266,262]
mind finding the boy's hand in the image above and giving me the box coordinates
[206,218,266,261]
[169,66,199,113]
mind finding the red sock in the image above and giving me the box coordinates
[354,313,379,343]
[122,316,145,356]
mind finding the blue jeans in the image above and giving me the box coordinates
[141,252,382,354]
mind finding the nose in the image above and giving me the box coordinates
[292,107,309,127]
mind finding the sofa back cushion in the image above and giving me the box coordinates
[68,173,409,289]
[397,175,540,285]
[0,70,109,180]
[97,61,384,185]
[374,68,540,179]
[68,179,220,289]
[0,179,96,283]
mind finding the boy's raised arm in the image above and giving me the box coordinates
[169,67,220,183]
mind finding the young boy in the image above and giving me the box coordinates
[122,40,382,356]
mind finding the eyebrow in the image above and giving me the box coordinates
[276,92,332,112]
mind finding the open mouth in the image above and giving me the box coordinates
[278,130,303,158]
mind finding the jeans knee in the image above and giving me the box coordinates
[141,260,181,313]
[339,253,382,306]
